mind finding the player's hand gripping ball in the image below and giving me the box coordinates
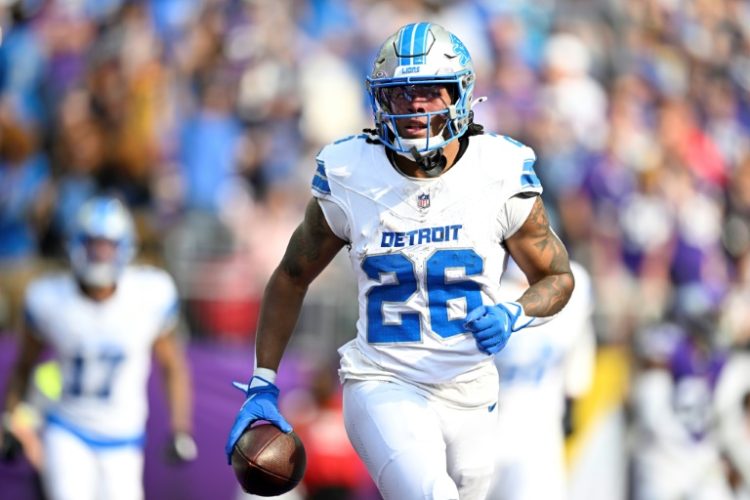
[231,423,307,496]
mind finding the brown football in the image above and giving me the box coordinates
[231,424,307,496]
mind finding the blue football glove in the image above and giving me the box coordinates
[464,301,531,355]
[224,376,292,464]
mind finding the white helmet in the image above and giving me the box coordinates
[367,23,476,161]
[67,196,136,287]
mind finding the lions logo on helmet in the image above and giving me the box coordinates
[366,23,477,161]
[449,34,471,66]
[67,196,136,288]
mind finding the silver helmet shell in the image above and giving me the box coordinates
[67,196,136,287]
[366,23,476,156]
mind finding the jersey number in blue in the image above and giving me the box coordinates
[66,349,125,399]
[363,249,483,343]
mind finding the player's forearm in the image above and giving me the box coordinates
[253,198,344,372]
[517,270,574,317]
[162,357,193,434]
[3,371,30,415]
[4,333,43,414]
[506,197,575,317]
[254,268,309,372]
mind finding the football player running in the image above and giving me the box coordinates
[226,23,574,500]
[1,196,197,500]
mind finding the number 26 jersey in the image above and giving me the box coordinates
[312,134,542,388]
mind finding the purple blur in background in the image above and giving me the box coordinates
[0,336,308,500]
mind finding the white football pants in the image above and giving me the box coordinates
[343,379,498,500]
[42,424,144,500]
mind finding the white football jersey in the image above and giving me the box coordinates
[24,266,179,440]
[312,133,543,391]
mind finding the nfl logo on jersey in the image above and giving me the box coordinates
[417,193,430,210]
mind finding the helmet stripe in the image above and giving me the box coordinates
[398,23,415,65]
[91,199,111,236]
[408,24,417,61]
[398,23,433,65]
[414,22,430,64]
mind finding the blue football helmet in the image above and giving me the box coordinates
[367,23,476,159]
[67,196,136,287]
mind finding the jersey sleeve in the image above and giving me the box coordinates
[310,146,352,242]
[494,139,543,239]
[498,195,537,239]
[508,142,543,199]
[311,155,332,199]
[486,135,543,199]
[318,198,350,241]
[139,267,180,336]
[157,275,179,335]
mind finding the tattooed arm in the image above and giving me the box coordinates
[254,198,347,371]
[505,196,574,317]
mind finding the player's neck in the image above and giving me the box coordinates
[392,139,461,178]
[78,282,118,302]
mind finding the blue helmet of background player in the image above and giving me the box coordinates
[67,196,136,287]
[366,23,477,161]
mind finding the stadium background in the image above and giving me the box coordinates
[1,0,749,498]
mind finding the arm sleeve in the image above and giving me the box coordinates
[150,270,180,336]
[499,194,538,239]
[310,148,351,242]
[495,140,542,239]
[318,198,349,242]
[503,142,543,199]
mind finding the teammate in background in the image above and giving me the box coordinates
[226,23,574,500]
[0,196,197,500]
[488,260,596,500]
[631,284,734,500]
[715,355,750,499]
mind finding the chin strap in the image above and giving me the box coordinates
[409,146,447,177]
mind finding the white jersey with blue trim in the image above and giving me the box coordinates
[24,266,179,440]
[312,133,543,392]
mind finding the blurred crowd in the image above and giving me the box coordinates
[1,0,750,497]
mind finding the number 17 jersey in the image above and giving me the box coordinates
[312,134,542,393]
[24,267,179,440]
